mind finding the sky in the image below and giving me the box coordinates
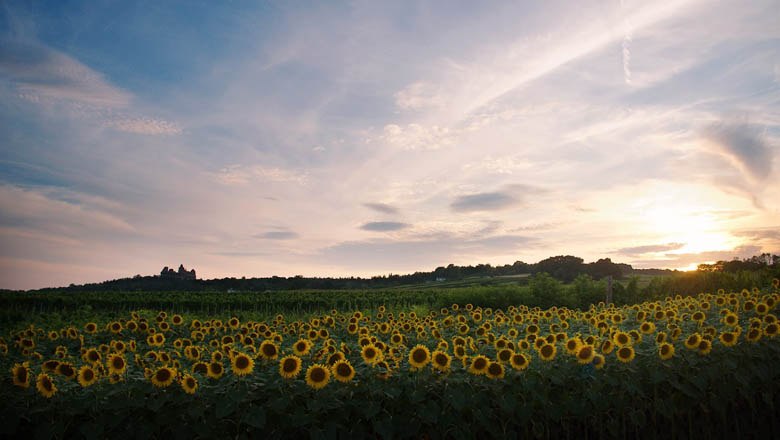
[0,0,778,290]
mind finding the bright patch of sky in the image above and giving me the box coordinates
[1,0,778,289]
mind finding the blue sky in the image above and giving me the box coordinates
[1,0,778,289]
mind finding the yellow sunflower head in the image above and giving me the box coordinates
[468,355,490,375]
[231,353,255,376]
[77,365,99,387]
[181,374,198,394]
[408,345,431,370]
[331,360,356,383]
[616,346,635,363]
[11,362,31,388]
[305,363,330,390]
[279,355,302,379]
[36,373,57,398]
[151,366,177,388]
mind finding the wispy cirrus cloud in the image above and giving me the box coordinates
[616,242,686,256]
[359,221,410,232]
[703,121,773,181]
[254,230,299,240]
[0,39,180,135]
[450,192,518,212]
[0,40,131,107]
[211,165,308,186]
[105,117,182,135]
[362,202,399,214]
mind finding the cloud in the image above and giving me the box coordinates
[0,184,135,238]
[211,165,308,185]
[0,40,131,107]
[105,117,182,135]
[254,230,299,240]
[616,242,686,256]
[703,122,773,181]
[450,192,519,212]
[359,221,410,232]
[362,202,399,214]
[734,228,780,242]
[394,81,445,111]
[461,156,532,175]
[380,123,455,150]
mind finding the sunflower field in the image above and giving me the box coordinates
[2,281,780,439]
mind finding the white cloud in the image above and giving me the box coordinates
[394,81,445,111]
[380,123,455,150]
[211,165,308,186]
[105,117,182,135]
[0,40,131,107]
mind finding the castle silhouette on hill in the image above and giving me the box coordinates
[160,264,196,280]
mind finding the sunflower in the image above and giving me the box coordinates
[11,362,31,388]
[151,366,177,388]
[719,331,739,347]
[431,350,452,372]
[305,363,330,390]
[486,361,505,380]
[613,331,631,347]
[192,361,209,375]
[360,344,383,366]
[565,338,581,355]
[42,359,60,373]
[592,354,606,370]
[325,351,344,366]
[84,322,98,334]
[36,373,57,398]
[658,342,675,360]
[278,355,302,379]
[108,321,123,334]
[331,360,356,383]
[697,339,712,355]
[77,365,99,387]
[723,313,739,327]
[509,353,530,371]
[765,323,779,338]
[56,362,77,380]
[684,333,701,350]
[207,361,225,379]
[575,345,595,364]
[258,340,280,360]
[538,343,557,361]
[107,353,127,375]
[184,346,201,361]
[292,339,313,356]
[231,353,255,376]
[408,345,431,370]
[496,348,513,364]
[181,374,198,394]
[468,355,490,375]
[639,321,656,335]
[616,346,635,363]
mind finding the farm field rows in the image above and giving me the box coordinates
[2,282,780,439]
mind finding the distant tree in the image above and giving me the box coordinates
[585,258,624,280]
[535,255,584,283]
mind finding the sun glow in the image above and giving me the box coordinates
[644,206,737,254]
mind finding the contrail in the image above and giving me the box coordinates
[621,0,633,85]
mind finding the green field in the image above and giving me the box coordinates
[2,280,779,438]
